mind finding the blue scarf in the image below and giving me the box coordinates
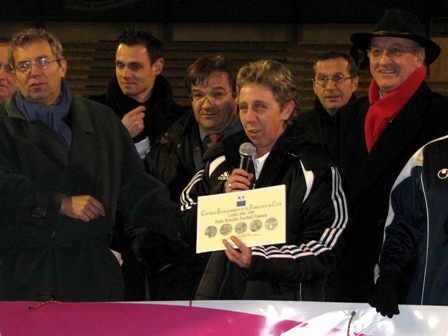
[15,79,73,148]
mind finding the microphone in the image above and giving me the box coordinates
[239,142,256,174]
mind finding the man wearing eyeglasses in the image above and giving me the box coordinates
[0,28,180,302]
[332,9,448,304]
[298,51,359,160]
[0,38,17,104]
[142,55,241,300]
[148,54,240,201]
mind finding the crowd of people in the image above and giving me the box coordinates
[0,8,447,319]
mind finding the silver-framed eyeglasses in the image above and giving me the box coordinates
[0,63,12,74]
[367,45,421,60]
[191,89,232,103]
[14,58,59,74]
[313,74,354,87]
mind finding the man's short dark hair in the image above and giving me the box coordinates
[313,51,359,78]
[117,27,163,64]
[185,54,238,97]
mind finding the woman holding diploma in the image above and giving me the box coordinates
[179,60,348,301]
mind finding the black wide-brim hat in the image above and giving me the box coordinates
[351,9,441,65]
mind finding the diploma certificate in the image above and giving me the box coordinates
[196,185,286,253]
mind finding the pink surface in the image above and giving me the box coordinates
[0,301,302,336]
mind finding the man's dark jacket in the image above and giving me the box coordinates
[147,109,242,202]
[298,96,356,161]
[142,111,241,300]
[89,75,186,145]
[88,74,187,300]
[0,96,178,301]
[333,82,448,303]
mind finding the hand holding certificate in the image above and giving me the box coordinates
[196,185,286,253]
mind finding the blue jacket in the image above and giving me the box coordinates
[375,135,448,305]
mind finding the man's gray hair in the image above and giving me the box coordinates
[9,28,64,69]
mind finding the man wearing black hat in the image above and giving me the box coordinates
[332,9,448,305]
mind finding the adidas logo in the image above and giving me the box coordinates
[218,171,230,181]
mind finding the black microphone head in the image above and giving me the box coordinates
[239,142,256,157]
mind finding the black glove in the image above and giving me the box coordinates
[369,280,400,318]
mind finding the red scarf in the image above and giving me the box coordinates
[364,66,426,152]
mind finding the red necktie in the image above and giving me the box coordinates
[208,133,223,144]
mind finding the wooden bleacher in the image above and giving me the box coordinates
[287,43,372,109]
[63,40,448,111]
[63,40,292,107]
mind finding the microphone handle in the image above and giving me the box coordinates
[238,154,256,189]
[239,154,253,172]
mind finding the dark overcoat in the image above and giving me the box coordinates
[0,96,178,301]
[333,82,448,302]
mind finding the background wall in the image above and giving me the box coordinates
[1,1,447,110]
[2,0,447,24]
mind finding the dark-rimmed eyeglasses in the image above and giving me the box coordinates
[0,63,12,74]
[313,74,354,87]
[191,89,233,103]
[367,45,421,60]
[14,58,59,74]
